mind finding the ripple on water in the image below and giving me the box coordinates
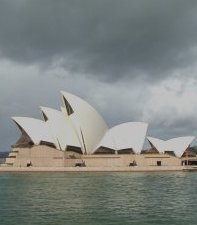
[0,172,197,225]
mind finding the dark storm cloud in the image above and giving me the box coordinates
[1,0,197,151]
[148,117,197,144]
[0,0,197,81]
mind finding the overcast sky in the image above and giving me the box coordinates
[1,0,197,151]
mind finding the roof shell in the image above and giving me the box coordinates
[96,122,148,153]
[61,91,108,154]
[147,136,195,157]
[146,137,166,152]
[40,107,81,151]
[12,117,55,146]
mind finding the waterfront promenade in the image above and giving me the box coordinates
[0,165,192,172]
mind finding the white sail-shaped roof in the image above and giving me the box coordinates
[146,137,166,152]
[61,91,108,154]
[147,136,195,157]
[96,129,115,150]
[12,117,55,146]
[96,122,148,153]
[40,107,81,151]
[61,107,85,151]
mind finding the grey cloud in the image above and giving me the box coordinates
[0,0,197,81]
[148,117,197,144]
[1,1,197,151]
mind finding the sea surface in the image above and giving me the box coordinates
[0,171,197,225]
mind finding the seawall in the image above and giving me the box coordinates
[0,165,191,172]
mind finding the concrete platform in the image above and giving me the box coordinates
[0,165,190,172]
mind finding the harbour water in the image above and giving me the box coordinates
[0,172,197,225]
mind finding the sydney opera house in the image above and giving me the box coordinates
[4,91,197,170]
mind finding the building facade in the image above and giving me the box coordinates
[5,91,197,168]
